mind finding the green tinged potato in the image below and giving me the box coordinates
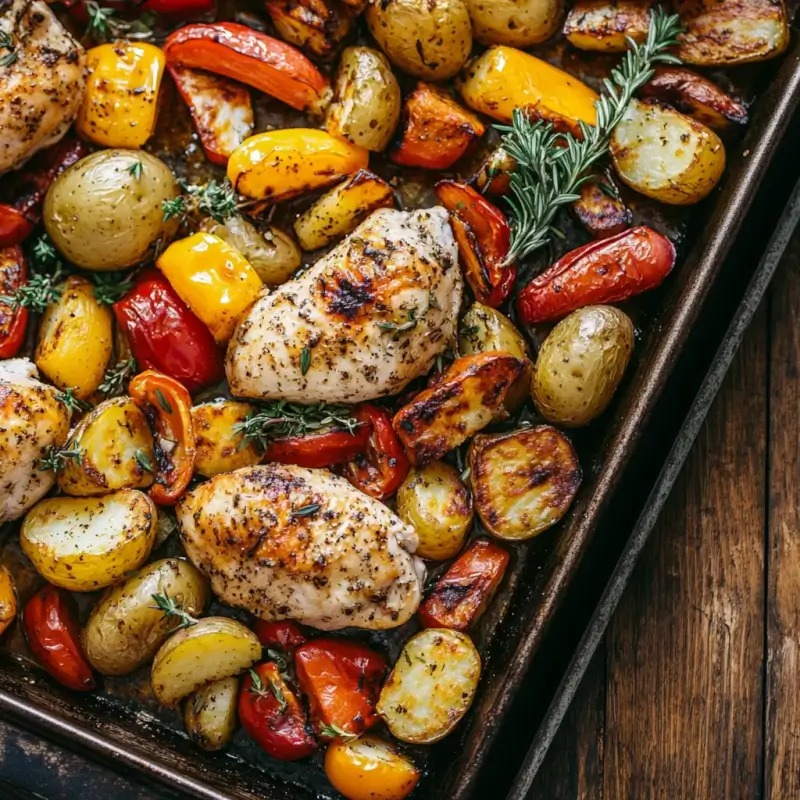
[184,677,239,751]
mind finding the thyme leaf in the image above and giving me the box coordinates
[150,593,197,629]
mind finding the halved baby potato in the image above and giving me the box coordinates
[191,401,261,478]
[150,616,261,706]
[58,397,155,496]
[469,427,581,540]
[564,0,651,51]
[377,628,481,744]
[610,99,726,205]
[21,490,157,591]
[184,676,239,751]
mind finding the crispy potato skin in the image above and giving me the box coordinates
[0,565,16,637]
[393,352,528,466]
[564,0,650,51]
[572,178,633,239]
[265,0,352,61]
[191,401,261,478]
[465,0,561,47]
[82,558,209,676]
[184,676,239,751]
[469,426,581,540]
[532,306,635,427]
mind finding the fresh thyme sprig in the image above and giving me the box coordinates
[248,669,288,713]
[162,179,239,224]
[55,388,91,416]
[150,593,197,630]
[318,722,358,742]
[36,445,84,473]
[499,7,683,264]
[83,1,155,44]
[0,31,16,67]
[98,357,138,397]
[92,271,135,305]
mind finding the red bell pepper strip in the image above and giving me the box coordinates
[22,585,96,692]
[294,638,386,740]
[239,662,317,761]
[113,270,224,393]
[418,539,510,631]
[0,246,29,359]
[518,226,676,325]
[264,417,371,469]
[341,404,409,499]
[254,620,308,652]
[129,370,196,506]
[163,23,329,112]
[434,181,516,308]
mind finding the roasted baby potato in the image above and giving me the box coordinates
[325,46,402,152]
[199,216,301,287]
[20,490,157,591]
[393,353,528,466]
[396,461,473,560]
[82,558,209,676]
[57,397,155,496]
[469,427,581,540]
[191,401,261,478]
[465,0,561,46]
[471,146,516,196]
[459,303,531,411]
[293,170,395,251]
[35,276,113,400]
[150,616,262,706]
[0,566,16,637]
[674,0,789,66]
[572,177,633,239]
[532,305,635,427]
[611,99,726,205]
[366,0,473,81]
[564,0,651,51]
[377,628,481,744]
[184,676,239,751]
[265,0,352,61]
[44,150,180,271]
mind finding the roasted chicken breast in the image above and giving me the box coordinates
[176,464,425,630]
[226,207,462,403]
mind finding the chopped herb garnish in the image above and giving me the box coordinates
[36,445,84,473]
[300,346,312,376]
[318,722,358,742]
[135,449,154,473]
[92,271,134,305]
[292,503,320,519]
[128,160,144,180]
[150,593,197,629]
[377,307,422,333]
[55,388,91,416]
[155,388,173,414]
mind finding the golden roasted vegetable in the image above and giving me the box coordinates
[57,397,155,496]
[366,0,472,80]
[465,0,560,46]
[674,0,789,66]
[377,628,480,744]
[469,427,580,540]
[532,306,634,427]
[150,617,262,706]
[191,401,261,478]
[44,150,180,272]
[396,461,473,561]
[0,566,16,637]
[393,353,528,466]
[610,99,726,205]
[82,558,209,676]
[572,177,632,239]
[185,677,239,751]
[35,276,113,400]
[564,0,651,51]
[293,170,395,251]
[471,146,516,196]
[20,490,157,591]
[325,46,402,152]
[457,46,598,127]
[265,0,352,60]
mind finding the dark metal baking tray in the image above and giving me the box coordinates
[2,27,800,800]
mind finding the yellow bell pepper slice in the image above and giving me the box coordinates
[157,232,263,343]
[227,129,369,201]
[76,42,165,149]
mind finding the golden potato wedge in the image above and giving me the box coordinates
[564,0,651,51]
[150,616,261,706]
[572,177,632,239]
[465,0,561,47]
[469,427,581,540]
[191,401,261,478]
[396,461,473,561]
[57,397,155,496]
[185,676,239,751]
[393,353,528,466]
[21,490,157,591]
[82,558,209,676]
[0,565,16,637]
[610,99,726,205]
[674,0,789,66]
[377,628,480,744]
[265,0,352,61]
[35,276,113,400]
[293,171,395,251]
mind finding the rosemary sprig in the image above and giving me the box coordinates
[162,179,238,224]
[36,446,84,473]
[55,388,91,415]
[150,593,197,630]
[98,357,137,397]
[84,1,154,44]
[92,271,135,305]
[318,722,358,742]
[499,7,683,264]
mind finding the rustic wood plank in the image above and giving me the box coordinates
[603,304,768,799]
[765,239,800,800]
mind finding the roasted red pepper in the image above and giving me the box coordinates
[518,226,676,324]
[113,270,224,392]
[0,137,88,248]
[163,23,329,112]
[341,404,409,499]
[129,370,196,506]
[22,585,96,692]
[264,414,371,469]
[419,539,510,631]
[254,620,308,652]
[239,662,317,760]
[434,181,516,308]
[0,246,29,359]
[294,638,386,740]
